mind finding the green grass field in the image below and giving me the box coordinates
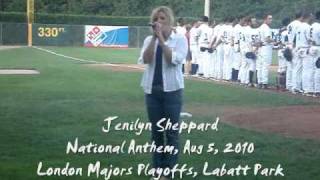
[0,47,319,180]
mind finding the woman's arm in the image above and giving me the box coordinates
[142,36,157,64]
[158,39,173,64]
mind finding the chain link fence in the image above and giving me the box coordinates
[0,23,152,48]
[128,26,151,48]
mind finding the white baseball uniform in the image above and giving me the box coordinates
[175,26,187,66]
[198,23,213,77]
[278,29,293,90]
[222,24,234,80]
[294,22,311,93]
[278,30,288,73]
[287,20,301,47]
[239,25,250,84]
[257,23,273,85]
[190,26,200,64]
[214,24,225,80]
[311,22,320,93]
[286,20,302,91]
[248,27,260,72]
[232,24,242,72]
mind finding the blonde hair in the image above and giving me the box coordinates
[150,6,175,26]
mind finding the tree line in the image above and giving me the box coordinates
[1,0,320,23]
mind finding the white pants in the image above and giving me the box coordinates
[302,55,315,93]
[248,58,256,72]
[244,58,256,84]
[233,52,241,70]
[198,50,206,74]
[215,45,224,80]
[200,51,211,78]
[256,52,272,85]
[223,44,233,80]
[239,52,249,84]
[209,51,216,77]
[315,68,320,93]
[310,47,320,93]
[190,45,199,64]
[286,61,293,90]
[278,50,287,73]
[292,49,305,91]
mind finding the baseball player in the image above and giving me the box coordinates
[211,21,225,80]
[256,14,274,89]
[294,12,312,95]
[174,18,187,74]
[231,16,244,82]
[287,12,303,93]
[208,22,219,79]
[175,17,187,35]
[238,16,251,85]
[189,21,200,75]
[198,16,213,78]
[246,17,260,87]
[208,22,217,78]
[277,17,291,91]
[310,11,320,97]
[222,17,235,81]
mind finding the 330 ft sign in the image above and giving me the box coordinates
[38,27,65,37]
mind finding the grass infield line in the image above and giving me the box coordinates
[32,46,144,70]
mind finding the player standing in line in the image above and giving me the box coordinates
[300,12,314,96]
[231,16,244,82]
[238,16,251,85]
[209,21,220,80]
[246,17,260,87]
[211,20,226,80]
[293,12,312,95]
[208,21,217,78]
[197,16,213,78]
[189,20,200,75]
[309,11,320,97]
[311,11,320,97]
[222,17,235,81]
[174,18,187,74]
[175,17,187,35]
[256,14,274,89]
[287,12,303,93]
[277,17,291,91]
[285,12,302,91]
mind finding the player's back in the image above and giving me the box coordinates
[295,22,311,48]
[232,24,242,45]
[223,24,233,43]
[311,22,320,45]
[287,20,301,45]
[239,25,250,51]
[190,27,200,46]
[198,23,212,47]
[216,24,225,41]
[248,27,260,44]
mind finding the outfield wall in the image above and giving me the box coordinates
[0,23,151,48]
[0,23,28,45]
[32,24,84,46]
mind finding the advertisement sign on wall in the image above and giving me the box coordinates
[84,26,128,48]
